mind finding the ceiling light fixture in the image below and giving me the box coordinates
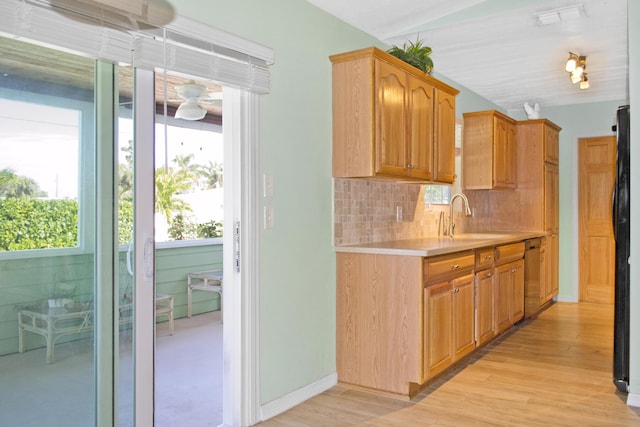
[565,52,589,90]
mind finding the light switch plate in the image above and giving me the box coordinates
[263,174,274,198]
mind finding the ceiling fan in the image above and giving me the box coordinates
[173,80,222,121]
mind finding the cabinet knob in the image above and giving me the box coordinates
[484,255,492,261]
[485,272,493,278]
[450,264,460,270]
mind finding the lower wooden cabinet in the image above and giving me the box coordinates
[475,269,495,346]
[544,234,559,301]
[336,252,422,397]
[423,274,475,380]
[452,274,476,360]
[336,245,527,398]
[495,259,525,334]
[424,281,453,379]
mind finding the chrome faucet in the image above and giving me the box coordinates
[449,193,472,237]
[438,211,445,236]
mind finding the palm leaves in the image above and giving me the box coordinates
[387,39,434,74]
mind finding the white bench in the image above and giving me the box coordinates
[187,270,223,319]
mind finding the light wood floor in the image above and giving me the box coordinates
[258,303,640,426]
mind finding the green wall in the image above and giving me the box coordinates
[171,0,639,408]
[170,0,382,405]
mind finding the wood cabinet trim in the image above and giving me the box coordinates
[330,47,459,95]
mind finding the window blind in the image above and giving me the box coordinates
[0,0,273,93]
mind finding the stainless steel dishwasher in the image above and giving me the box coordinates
[523,238,541,318]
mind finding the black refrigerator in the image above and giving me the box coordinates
[613,105,630,393]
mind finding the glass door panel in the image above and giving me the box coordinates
[0,35,97,426]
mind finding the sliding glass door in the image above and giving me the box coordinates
[0,35,156,426]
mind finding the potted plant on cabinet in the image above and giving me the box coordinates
[387,39,434,74]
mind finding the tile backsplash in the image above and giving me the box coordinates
[334,179,468,246]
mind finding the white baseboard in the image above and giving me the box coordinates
[260,372,338,421]
[628,391,640,407]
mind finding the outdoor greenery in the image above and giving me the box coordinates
[117,141,224,244]
[0,197,78,250]
[0,140,224,251]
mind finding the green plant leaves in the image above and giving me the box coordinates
[387,39,434,74]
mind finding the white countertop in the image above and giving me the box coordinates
[335,231,546,257]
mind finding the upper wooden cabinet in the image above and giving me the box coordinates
[330,47,459,183]
[462,110,517,190]
[544,123,560,165]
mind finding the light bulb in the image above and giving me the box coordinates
[580,75,589,90]
[570,73,582,84]
[565,58,577,72]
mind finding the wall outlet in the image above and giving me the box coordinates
[396,206,403,222]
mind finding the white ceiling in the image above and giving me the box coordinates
[307,0,628,114]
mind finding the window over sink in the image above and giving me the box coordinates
[423,185,452,205]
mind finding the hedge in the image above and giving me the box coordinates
[0,198,78,251]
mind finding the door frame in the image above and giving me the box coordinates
[130,81,262,426]
[221,87,261,426]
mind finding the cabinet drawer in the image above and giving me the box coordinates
[424,251,474,284]
[495,241,525,265]
[475,247,495,270]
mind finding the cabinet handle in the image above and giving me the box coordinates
[451,264,460,270]
[484,255,492,260]
[452,288,459,293]
[484,272,493,278]
[510,268,517,273]
[407,164,414,169]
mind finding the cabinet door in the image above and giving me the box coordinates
[546,234,559,299]
[433,89,456,183]
[475,269,495,346]
[453,274,476,360]
[510,259,525,323]
[505,121,517,187]
[544,125,559,165]
[544,164,559,298]
[424,281,453,379]
[544,164,559,232]
[375,59,408,177]
[539,238,550,304]
[407,76,434,180]
[494,263,513,333]
[492,117,516,188]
